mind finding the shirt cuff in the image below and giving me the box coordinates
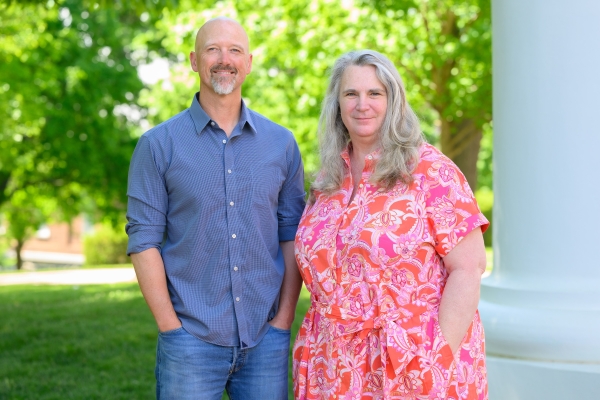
[278,224,299,242]
[126,229,165,256]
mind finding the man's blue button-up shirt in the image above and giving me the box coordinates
[126,93,305,348]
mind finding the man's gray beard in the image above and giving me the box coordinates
[211,76,236,95]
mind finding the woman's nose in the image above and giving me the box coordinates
[355,96,369,110]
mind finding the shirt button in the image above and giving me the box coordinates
[211,121,215,126]
[236,297,240,302]
[367,155,372,160]
[222,139,227,144]
[230,201,234,206]
[232,234,236,238]
[228,169,232,174]
[233,266,238,271]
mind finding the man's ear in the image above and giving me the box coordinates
[190,51,199,72]
[247,53,253,74]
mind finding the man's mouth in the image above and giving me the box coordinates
[211,66,236,75]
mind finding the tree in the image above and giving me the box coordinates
[0,0,493,269]
[366,0,492,189]
[135,0,422,175]
[135,0,491,191]
[2,190,52,270]
[0,0,168,266]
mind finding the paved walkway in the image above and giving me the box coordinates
[0,267,137,286]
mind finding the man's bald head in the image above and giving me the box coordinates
[194,17,250,55]
[190,17,252,97]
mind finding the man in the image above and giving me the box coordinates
[125,17,305,399]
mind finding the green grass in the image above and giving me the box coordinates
[0,283,158,399]
[0,247,492,400]
[0,282,311,400]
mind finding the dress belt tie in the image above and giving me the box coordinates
[311,301,420,375]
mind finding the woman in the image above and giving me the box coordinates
[293,50,489,399]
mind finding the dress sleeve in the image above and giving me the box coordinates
[422,149,489,257]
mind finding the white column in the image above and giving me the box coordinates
[480,0,600,398]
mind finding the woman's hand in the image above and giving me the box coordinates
[438,228,487,353]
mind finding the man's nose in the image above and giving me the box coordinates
[217,50,231,65]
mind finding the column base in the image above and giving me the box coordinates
[486,355,600,400]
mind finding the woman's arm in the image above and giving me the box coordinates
[438,227,487,353]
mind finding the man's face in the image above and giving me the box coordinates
[190,19,252,96]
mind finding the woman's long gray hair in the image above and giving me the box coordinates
[310,50,424,202]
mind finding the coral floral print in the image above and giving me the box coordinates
[293,143,489,399]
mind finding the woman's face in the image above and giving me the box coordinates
[339,65,388,149]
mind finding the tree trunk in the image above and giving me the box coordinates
[15,238,24,270]
[0,170,10,208]
[439,118,482,192]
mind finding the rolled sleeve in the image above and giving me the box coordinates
[125,135,168,255]
[277,137,306,242]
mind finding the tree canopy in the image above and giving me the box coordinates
[137,0,492,188]
[0,0,168,266]
[0,0,493,267]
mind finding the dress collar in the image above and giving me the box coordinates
[340,143,382,171]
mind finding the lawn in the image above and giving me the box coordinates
[0,247,493,399]
[0,282,311,400]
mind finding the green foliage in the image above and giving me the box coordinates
[0,0,179,14]
[1,0,494,248]
[361,0,492,190]
[377,0,492,125]
[477,121,493,190]
[139,0,492,188]
[475,186,493,246]
[0,0,172,262]
[0,223,14,270]
[0,1,145,211]
[83,224,129,265]
[138,0,440,176]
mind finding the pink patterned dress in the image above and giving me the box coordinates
[293,143,489,399]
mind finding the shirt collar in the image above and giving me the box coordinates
[188,92,257,136]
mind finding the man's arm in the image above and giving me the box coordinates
[131,248,181,332]
[268,240,302,330]
[438,227,487,353]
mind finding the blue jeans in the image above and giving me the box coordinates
[155,325,290,400]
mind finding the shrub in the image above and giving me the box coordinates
[83,224,129,265]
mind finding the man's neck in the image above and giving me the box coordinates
[198,88,242,137]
